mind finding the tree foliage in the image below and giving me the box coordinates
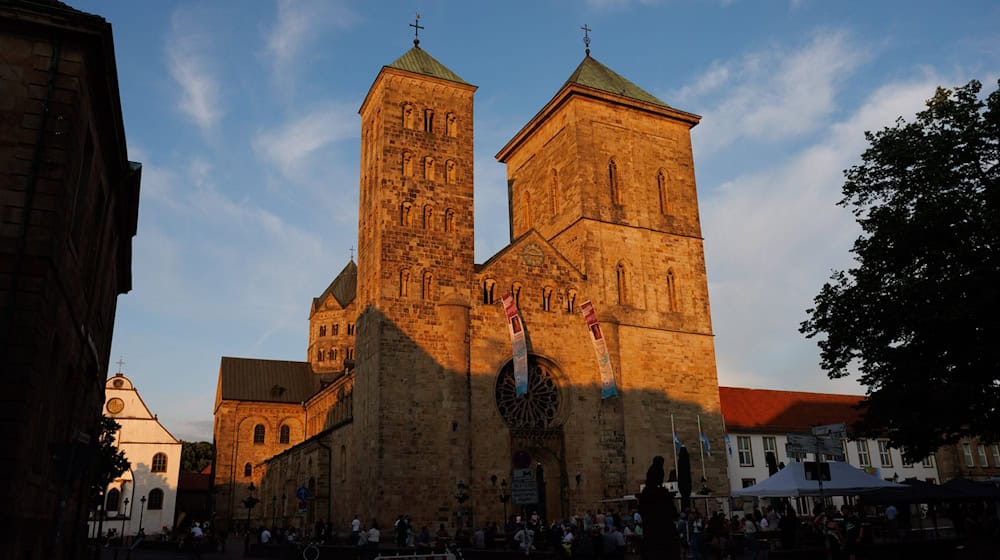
[93,416,130,502]
[801,79,1000,462]
[181,441,214,473]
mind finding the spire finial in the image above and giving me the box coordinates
[410,13,424,48]
[115,356,125,375]
[349,246,354,262]
[581,24,592,56]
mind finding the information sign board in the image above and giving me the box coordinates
[511,468,538,506]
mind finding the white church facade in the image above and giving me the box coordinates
[90,373,182,538]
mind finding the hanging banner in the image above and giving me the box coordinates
[581,300,617,399]
[502,292,529,396]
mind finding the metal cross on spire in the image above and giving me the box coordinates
[349,246,354,262]
[581,24,592,56]
[410,13,424,48]
[115,356,125,374]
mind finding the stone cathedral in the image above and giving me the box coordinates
[213,39,727,532]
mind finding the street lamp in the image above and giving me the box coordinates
[120,498,130,542]
[498,479,510,528]
[455,480,469,527]
[242,482,259,554]
[137,495,146,538]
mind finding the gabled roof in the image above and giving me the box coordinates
[719,386,864,434]
[563,55,669,108]
[475,229,586,281]
[218,357,317,403]
[312,260,357,311]
[388,46,468,85]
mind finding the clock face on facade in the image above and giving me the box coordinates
[106,397,125,414]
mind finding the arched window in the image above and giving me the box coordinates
[657,169,668,214]
[253,424,265,444]
[319,325,327,337]
[483,279,496,304]
[424,156,435,181]
[105,488,121,513]
[400,202,413,226]
[424,109,434,133]
[446,112,457,137]
[400,268,411,297]
[616,262,629,305]
[331,348,338,360]
[422,271,433,300]
[567,289,578,313]
[151,452,168,473]
[402,103,414,129]
[542,287,554,312]
[280,425,290,444]
[317,349,325,362]
[332,324,339,335]
[666,269,678,312]
[609,158,621,205]
[244,462,252,477]
[423,205,434,230]
[444,208,455,233]
[551,169,560,215]
[401,151,413,177]
[147,488,164,510]
[511,282,523,307]
[446,160,457,184]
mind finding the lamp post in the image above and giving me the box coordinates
[242,482,259,554]
[137,496,146,538]
[499,479,510,528]
[455,480,469,528]
[121,498,130,543]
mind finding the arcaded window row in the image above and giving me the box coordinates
[481,279,578,313]
[401,102,458,137]
[478,265,679,312]
[398,269,435,300]
[317,347,354,362]
[251,423,293,445]
[317,323,354,338]
[400,151,459,184]
[399,202,457,232]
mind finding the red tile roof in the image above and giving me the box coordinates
[719,387,864,434]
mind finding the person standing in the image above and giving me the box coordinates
[637,456,681,560]
[351,514,361,545]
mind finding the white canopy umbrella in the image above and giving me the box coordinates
[733,461,903,497]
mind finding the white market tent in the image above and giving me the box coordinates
[733,461,903,498]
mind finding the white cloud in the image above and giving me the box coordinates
[670,31,867,154]
[264,0,359,88]
[704,76,940,393]
[166,13,223,132]
[253,104,357,178]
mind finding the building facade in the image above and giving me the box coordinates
[719,387,941,514]
[90,373,182,539]
[935,438,1000,483]
[0,1,140,558]
[214,42,727,532]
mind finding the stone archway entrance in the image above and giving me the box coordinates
[495,356,569,521]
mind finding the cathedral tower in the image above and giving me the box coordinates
[496,54,727,497]
[353,44,477,514]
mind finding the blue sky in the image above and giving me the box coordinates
[77,0,999,442]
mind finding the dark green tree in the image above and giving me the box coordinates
[92,416,130,502]
[181,441,214,473]
[801,79,1000,462]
